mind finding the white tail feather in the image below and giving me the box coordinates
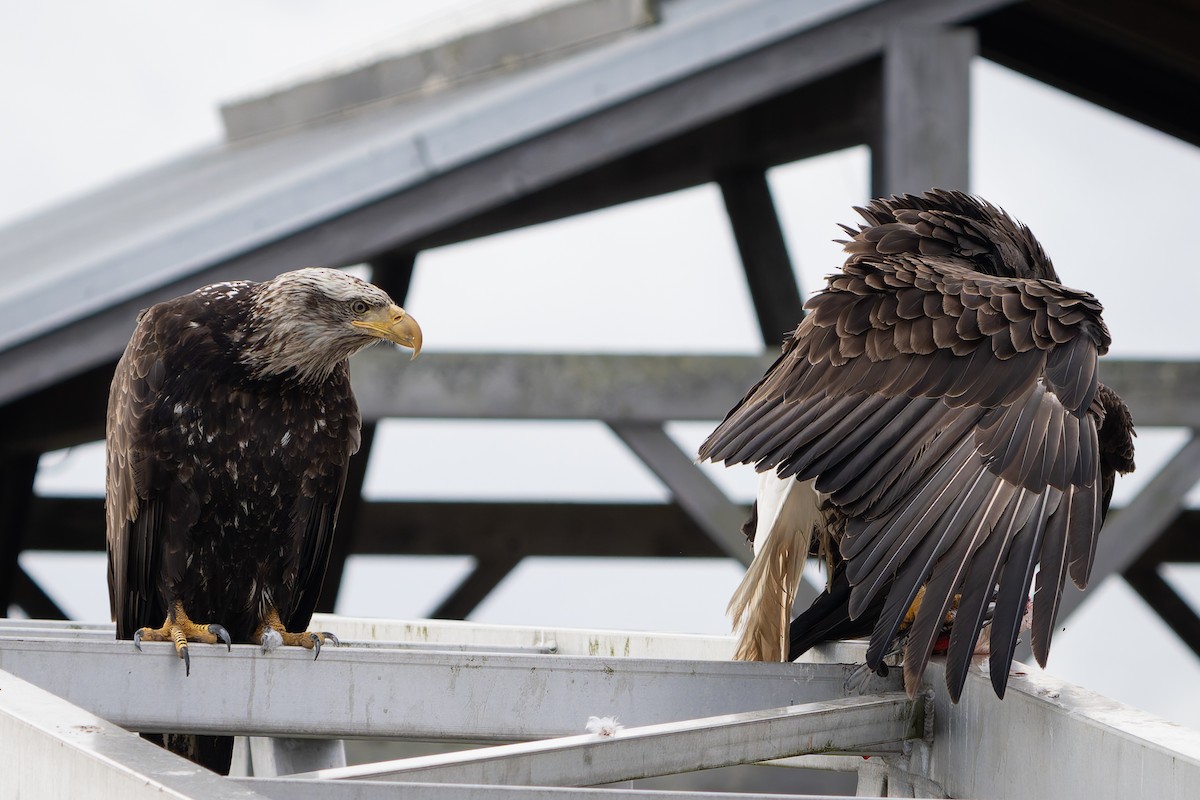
[727,474,821,661]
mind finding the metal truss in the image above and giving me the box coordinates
[3,616,1200,799]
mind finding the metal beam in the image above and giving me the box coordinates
[0,615,730,660]
[26,497,729,559]
[0,362,113,455]
[0,667,267,800]
[920,654,1200,799]
[0,633,899,742]
[1,356,1193,455]
[349,352,773,425]
[367,251,418,307]
[430,553,523,620]
[316,253,415,613]
[0,454,38,613]
[1130,509,1200,565]
[315,422,376,614]
[220,0,658,141]
[873,25,976,196]
[240,781,861,800]
[8,615,1200,800]
[1123,566,1200,660]
[350,353,1186,426]
[408,61,881,252]
[11,565,68,620]
[975,3,1200,150]
[312,614,735,660]
[1055,430,1200,624]
[717,167,804,344]
[1098,359,1200,430]
[607,422,752,565]
[298,694,916,784]
[247,737,347,778]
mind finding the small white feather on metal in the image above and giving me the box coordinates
[585,716,623,737]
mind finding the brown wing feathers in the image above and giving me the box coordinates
[700,190,1135,701]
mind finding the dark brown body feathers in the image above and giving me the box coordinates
[106,280,359,644]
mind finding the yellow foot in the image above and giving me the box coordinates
[133,602,231,676]
[255,608,339,660]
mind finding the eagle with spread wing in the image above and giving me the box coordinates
[106,267,421,769]
[700,190,1135,701]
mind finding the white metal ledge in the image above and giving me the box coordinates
[0,668,267,800]
[5,616,1200,799]
[0,623,898,741]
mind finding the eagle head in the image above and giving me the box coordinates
[241,267,422,382]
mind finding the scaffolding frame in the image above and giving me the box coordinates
[3,615,1199,799]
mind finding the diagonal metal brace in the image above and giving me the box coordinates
[292,692,918,786]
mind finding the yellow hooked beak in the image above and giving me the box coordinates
[351,304,423,359]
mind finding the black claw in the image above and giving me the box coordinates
[211,624,232,652]
[320,631,340,647]
[310,633,322,660]
[133,630,144,652]
[181,645,191,677]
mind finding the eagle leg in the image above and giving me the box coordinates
[255,608,340,660]
[132,601,232,677]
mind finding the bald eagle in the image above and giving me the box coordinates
[700,190,1135,701]
[106,267,421,768]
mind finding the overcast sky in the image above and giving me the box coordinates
[6,0,1200,731]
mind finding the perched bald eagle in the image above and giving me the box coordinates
[700,190,1135,701]
[106,267,421,769]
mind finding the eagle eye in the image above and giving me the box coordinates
[350,300,370,315]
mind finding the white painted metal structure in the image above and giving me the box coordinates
[3,615,1199,799]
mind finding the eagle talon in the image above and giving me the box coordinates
[310,633,322,659]
[181,644,191,677]
[133,629,144,651]
[319,631,340,647]
[211,624,232,652]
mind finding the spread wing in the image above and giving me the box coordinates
[701,254,1116,700]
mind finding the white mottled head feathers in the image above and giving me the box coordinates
[240,268,400,383]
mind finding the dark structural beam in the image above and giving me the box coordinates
[1128,509,1200,566]
[316,252,419,613]
[429,552,524,621]
[0,362,114,455]
[315,423,376,614]
[11,566,67,620]
[0,455,39,614]
[1054,432,1200,625]
[975,1,1200,150]
[873,25,976,197]
[608,422,752,567]
[718,167,805,344]
[365,250,418,306]
[374,228,525,625]
[1123,566,1200,661]
[25,497,729,559]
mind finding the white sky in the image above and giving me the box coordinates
[6,0,1200,731]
